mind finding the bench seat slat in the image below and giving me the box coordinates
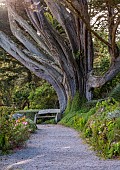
[36,116,56,118]
[38,109,60,115]
[37,112,57,115]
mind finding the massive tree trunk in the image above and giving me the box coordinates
[0,0,94,111]
[0,0,120,112]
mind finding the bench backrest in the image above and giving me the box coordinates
[38,109,60,115]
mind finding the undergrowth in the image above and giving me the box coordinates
[0,107,37,154]
[60,96,120,159]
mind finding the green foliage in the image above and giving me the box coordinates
[82,99,120,158]
[60,98,120,158]
[0,106,15,115]
[84,103,120,158]
[41,118,55,124]
[28,82,58,109]
[109,83,120,102]
[73,107,96,131]
[0,114,14,152]
[13,82,35,109]
[0,49,58,111]
[64,98,72,115]
[60,111,76,127]
[93,30,120,99]
[0,48,32,107]
[82,99,100,109]
[12,80,58,110]
[93,32,110,76]
[93,73,120,99]
[22,111,37,121]
[0,108,36,154]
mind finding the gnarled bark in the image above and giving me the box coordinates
[0,0,119,112]
[0,31,67,111]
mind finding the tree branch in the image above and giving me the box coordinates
[0,30,67,111]
[44,0,80,54]
[87,56,120,88]
[24,0,77,97]
[9,6,52,57]
[61,0,112,48]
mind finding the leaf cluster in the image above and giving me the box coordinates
[28,81,58,110]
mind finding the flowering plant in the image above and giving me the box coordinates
[0,109,36,154]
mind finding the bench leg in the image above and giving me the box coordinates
[55,112,61,123]
[34,114,37,124]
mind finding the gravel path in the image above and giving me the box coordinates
[0,124,120,170]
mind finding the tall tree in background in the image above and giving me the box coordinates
[0,0,120,112]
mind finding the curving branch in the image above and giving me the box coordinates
[44,0,79,55]
[24,0,78,97]
[8,6,52,57]
[0,30,67,111]
[61,0,112,48]
[5,0,80,109]
[87,56,120,88]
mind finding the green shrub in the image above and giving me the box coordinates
[0,109,37,154]
[60,98,120,158]
[83,99,120,158]
[60,111,76,127]
[13,82,34,110]
[28,82,58,109]
[73,107,96,131]
[25,118,37,133]
[0,106,14,115]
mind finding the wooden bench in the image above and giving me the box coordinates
[14,109,61,124]
[34,109,61,124]
[14,109,40,121]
